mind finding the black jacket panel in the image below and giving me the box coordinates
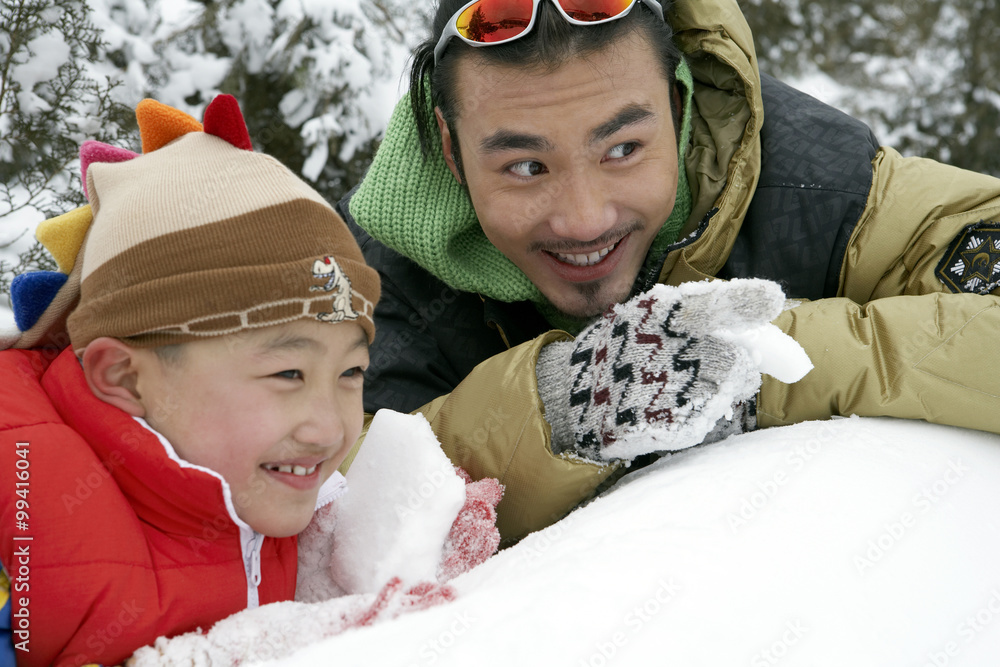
[720,74,879,298]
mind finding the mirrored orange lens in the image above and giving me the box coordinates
[558,0,634,21]
[457,0,535,44]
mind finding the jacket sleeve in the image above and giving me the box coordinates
[759,148,1000,431]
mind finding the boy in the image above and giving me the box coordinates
[0,95,382,665]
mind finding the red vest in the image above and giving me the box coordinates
[0,347,297,666]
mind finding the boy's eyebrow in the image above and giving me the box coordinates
[255,333,324,355]
[255,329,368,356]
[349,331,369,353]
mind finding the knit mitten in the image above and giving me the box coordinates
[536,279,787,462]
[438,468,504,581]
[295,501,347,603]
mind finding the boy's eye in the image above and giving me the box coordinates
[274,369,303,380]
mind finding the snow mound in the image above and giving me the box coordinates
[329,410,466,594]
[264,417,1000,666]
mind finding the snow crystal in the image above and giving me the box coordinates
[328,410,466,595]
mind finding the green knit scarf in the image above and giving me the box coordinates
[351,57,694,329]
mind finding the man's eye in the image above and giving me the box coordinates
[341,366,366,379]
[508,161,546,178]
[605,142,638,160]
[274,370,303,380]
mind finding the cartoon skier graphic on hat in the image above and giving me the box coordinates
[311,256,360,323]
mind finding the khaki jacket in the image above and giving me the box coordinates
[346,0,1000,542]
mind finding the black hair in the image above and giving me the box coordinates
[408,0,681,165]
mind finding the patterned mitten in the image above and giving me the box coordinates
[536,279,787,461]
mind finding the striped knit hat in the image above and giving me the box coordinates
[4,95,379,352]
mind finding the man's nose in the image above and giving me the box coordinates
[546,169,617,242]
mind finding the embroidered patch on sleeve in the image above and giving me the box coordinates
[936,221,1000,294]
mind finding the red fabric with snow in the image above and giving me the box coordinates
[438,469,504,581]
[0,348,297,667]
[351,577,457,628]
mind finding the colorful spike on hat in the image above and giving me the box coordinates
[135,99,203,153]
[2,93,379,352]
[11,272,68,332]
[34,206,95,274]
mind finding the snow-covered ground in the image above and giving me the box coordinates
[265,416,1000,666]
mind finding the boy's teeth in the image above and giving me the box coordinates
[554,241,616,267]
[266,464,317,476]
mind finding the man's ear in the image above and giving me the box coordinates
[435,107,463,184]
[81,337,147,417]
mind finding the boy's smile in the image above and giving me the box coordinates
[126,319,369,537]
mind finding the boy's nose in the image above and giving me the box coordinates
[294,394,347,452]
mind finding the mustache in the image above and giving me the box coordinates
[528,220,644,254]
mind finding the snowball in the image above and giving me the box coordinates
[328,409,465,595]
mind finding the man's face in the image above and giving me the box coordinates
[439,36,679,319]
[134,319,368,537]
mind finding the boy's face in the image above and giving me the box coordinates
[134,319,369,537]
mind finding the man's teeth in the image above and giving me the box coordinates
[265,464,317,476]
[554,241,617,267]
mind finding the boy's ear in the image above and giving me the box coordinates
[81,337,147,417]
[435,107,463,185]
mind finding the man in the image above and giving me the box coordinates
[339,0,1000,542]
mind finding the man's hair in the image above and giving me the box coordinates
[409,0,681,165]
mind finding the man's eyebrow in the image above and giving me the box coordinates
[479,130,554,155]
[589,104,657,145]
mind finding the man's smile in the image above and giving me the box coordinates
[541,232,632,283]
[550,237,624,267]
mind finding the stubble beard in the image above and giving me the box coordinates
[552,273,637,320]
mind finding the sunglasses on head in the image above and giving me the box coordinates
[433,0,665,65]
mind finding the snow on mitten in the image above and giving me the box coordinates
[536,279,787,462]
[351,577,456,627]
[438,468,504,581]
[129,578,456,665]
[295,501,347,603]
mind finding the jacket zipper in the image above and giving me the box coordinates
[242,529,264,609]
